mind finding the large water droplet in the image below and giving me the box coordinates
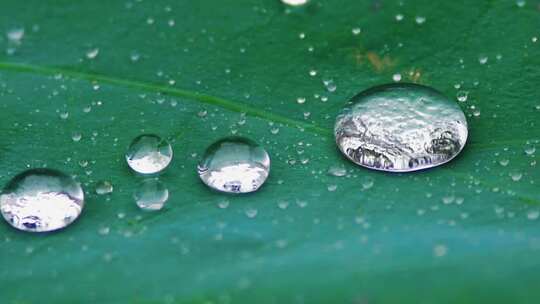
[0,169,84,232]
[198,137,270,193]
[335,83,468,172]
[126,134,173,174]
[281,0,309,6]
[134,178,169,211]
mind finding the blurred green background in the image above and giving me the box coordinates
[0,0,539,303]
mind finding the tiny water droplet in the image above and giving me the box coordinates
[297,97,306,104]
[334,83,468,172]
[527,210,539,220]
[524,145,536,156]
[327,184,338,192]
[126,134,173,174]
[510,172,522,181]
[0,169,84,232]
[352,27,361,35]
[198,137,270,193]
[499,159,510,166]
[95,181,113,195]
[327,165,347,177]
[86,48,99,59]
[6,28,24,42]
[217,200,230,209]
[245,207,258,218]
[433,244,448,257]
[134,178,169,211]
[456,90,469,102]
[415,16,426,25]
[392,73,402,82]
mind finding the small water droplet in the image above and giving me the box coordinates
[6,28,24,42]
[456,90,469,102]
[510,172,522,181]
[198,137,270,193]
[95,180,113,195]
[334,83,468,172]
[134,178,169,211]
[327,165,347,177]
[433,244,448,257]
[478,56,488,65]
[297,97,306,104]
[395,14,404,21]
[71,132,82,142]
[0,169,84,232]
[527,210,539,220]
[217,200,230,209]
[86,48,99,59]
[524,145,536,156]
[516,0,526,8]
[392,73,402,82]
[245,207,258,218]
[415,16,426,25]
[327,184,337,192]
[352,27,361,35]
[126,134,173,174]
[499,159,510,166]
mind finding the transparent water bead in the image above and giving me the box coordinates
[281,0,309,6]
[134,178,169,211]
[126,134,173,174]
[0,169,84,232]
[198,137,270,193]
[335,83,468,172]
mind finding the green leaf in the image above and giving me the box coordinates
[1,0,539,303]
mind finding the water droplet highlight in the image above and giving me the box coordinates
[126,134,173,174]
[198,137,270,193]
[95,180,113,195]
[334,83,468,172]
[0,169,84,232]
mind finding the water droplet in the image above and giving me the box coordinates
[327,165,347,177]
[134,178,169,211]
[0,169,84,232]
[95,180,113,195]
[334,83,468,172]
[126,134,173,174]
[392,73,402,82]
[510,172,522,181]
[499,159,510,166]
[86,48,99,59]
[280,0,309,6]
[309,69,317,76]
[415,16,426,25]
[433,244,448,257]
[395,14,404,21]
[524,145,536,156]
[352,27,361,35]
[478,56,488,65]
[297,97,306,104]
[516,0,526,8]
[456,90,469,102]
[71,132,82,142]
[245,207,258,218]
[527,210,539,220]
[198,137,270,193]
[217,200,230,209]
[6,28,24,42]
[327,184,338,192]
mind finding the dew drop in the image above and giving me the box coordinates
[126,134,173,174]
[280,0,309,6]
[95,180,113,195]
[352,27,361,35]
[197,137,270,194]
[0,169,84,232]
[456,90,469,102]
[433,244,448,257]
[527,210,539,220]
[415,16,426,25]
[86,48,99,59]
[245,207,258,218]
[524,145,536,156]
[6,28,24,42]
[392,73,402,82]
[327,165,347,177]
[134,178,169,211]
[334,83,468,172]
[217,200,230,209]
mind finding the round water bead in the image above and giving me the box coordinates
[198,137,270,193]
[281,0,309,6]
[125,134,173,174]
[133,178,169,211]
[0,169,84,232]
[334,83,468,172]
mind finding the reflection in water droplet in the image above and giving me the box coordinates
[134,178,169,211]
[198,137,270,193]
[126,134,173,174]
[0,169,84,232]
[95,180,113,195]
[86,48,99,59]
[334,83,468,172]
